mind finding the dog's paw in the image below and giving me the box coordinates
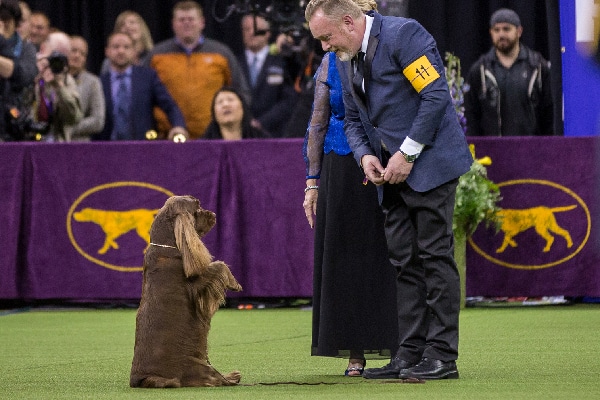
[138,376,182,388]
[223,370,242,384]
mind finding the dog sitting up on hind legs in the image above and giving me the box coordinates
[130,195,242,388]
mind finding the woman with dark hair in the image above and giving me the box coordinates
[203,86,267,140]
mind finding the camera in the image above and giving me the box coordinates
[220,1,306,31]
[270,0,304,27]
[47,51,68,74]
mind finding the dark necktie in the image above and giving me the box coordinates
[37,82,51,123]
[352,51,366,103]
[112,74,131,140]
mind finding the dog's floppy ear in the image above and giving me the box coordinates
[174,210,213,278]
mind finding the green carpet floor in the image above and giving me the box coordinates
[1,304,599,399]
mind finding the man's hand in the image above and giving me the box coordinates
[382,151,413,184]
[361,154,386,185]
[36,56,61,86]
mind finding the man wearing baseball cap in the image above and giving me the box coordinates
[464,8,554,136]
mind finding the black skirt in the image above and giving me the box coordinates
[311,152,398,359]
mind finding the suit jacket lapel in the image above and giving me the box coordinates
[364,35,378,97]
[348,13,382,107]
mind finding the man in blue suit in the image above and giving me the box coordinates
[238,13,298,137]
[306,0,473,380]
[94,32,187,141]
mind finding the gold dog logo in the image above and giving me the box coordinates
[495,205,576,253]
[67,182,175,272]
[469,179,591,270]
[73,208,160,255]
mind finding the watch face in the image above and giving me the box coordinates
[401,150,417,163]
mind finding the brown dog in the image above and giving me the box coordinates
[130,195,242,388]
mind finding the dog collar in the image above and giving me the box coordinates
[149,242,178,249]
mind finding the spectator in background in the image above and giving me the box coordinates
[32,32,83,142]
[276,32,324,138]
[0,0,37,141]
[34,31,82,141]
[68,35,105,141]
[146,1,251,139]
[16,1,31,40]
[464,8,554,136]
[238,13,297,137]
[203,86,266,140]
[100,10,153,74]
[28,11,50,51]
[95,32,186,141]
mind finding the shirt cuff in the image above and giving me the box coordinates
[400,137,424,156]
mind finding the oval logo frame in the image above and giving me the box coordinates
[468,179,591,270]
[66,181,174,272]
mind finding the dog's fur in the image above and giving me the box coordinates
[130,195,242,388]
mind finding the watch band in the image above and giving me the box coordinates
[400,149,419,163]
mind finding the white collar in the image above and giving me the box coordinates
[360,15,374,53]
[246,46,269,63]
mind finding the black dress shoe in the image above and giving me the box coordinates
[398,357,459,380]
[362,357,416,379]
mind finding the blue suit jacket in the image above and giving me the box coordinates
[95,65,186,140]
[341,12,472,194]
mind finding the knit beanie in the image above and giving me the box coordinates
[489,8,521,27]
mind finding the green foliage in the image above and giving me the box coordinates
[453,158,502,236]
[445,52,502,237]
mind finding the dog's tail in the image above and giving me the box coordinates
[549,205,577,213]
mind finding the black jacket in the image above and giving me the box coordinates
[0,34,37,141]
[464,44,554,136]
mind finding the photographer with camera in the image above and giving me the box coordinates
[0,0,37,142]
[33,31,82,141]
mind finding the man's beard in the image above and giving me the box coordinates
[494,38,518,55]
[335,49,354,62]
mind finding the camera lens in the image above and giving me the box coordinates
[47,51,68,74]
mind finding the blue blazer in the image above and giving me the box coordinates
[95,65,186,140]
[341,12,472,194]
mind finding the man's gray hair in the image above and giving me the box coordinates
[42,32,71,57]
[305,0,363,23]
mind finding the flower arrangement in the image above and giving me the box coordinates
[444,52,502,237]
[453,145,502,237]
[445,52,468,134]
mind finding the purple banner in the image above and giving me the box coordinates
[1,137,600,301]
[0,144,27,299]
[1,140,313,300]
[466,137,600,297]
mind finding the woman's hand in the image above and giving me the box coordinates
[302,180,319,228]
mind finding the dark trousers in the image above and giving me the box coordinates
[381,178,460,362]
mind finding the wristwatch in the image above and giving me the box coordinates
[399,149,419,163]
